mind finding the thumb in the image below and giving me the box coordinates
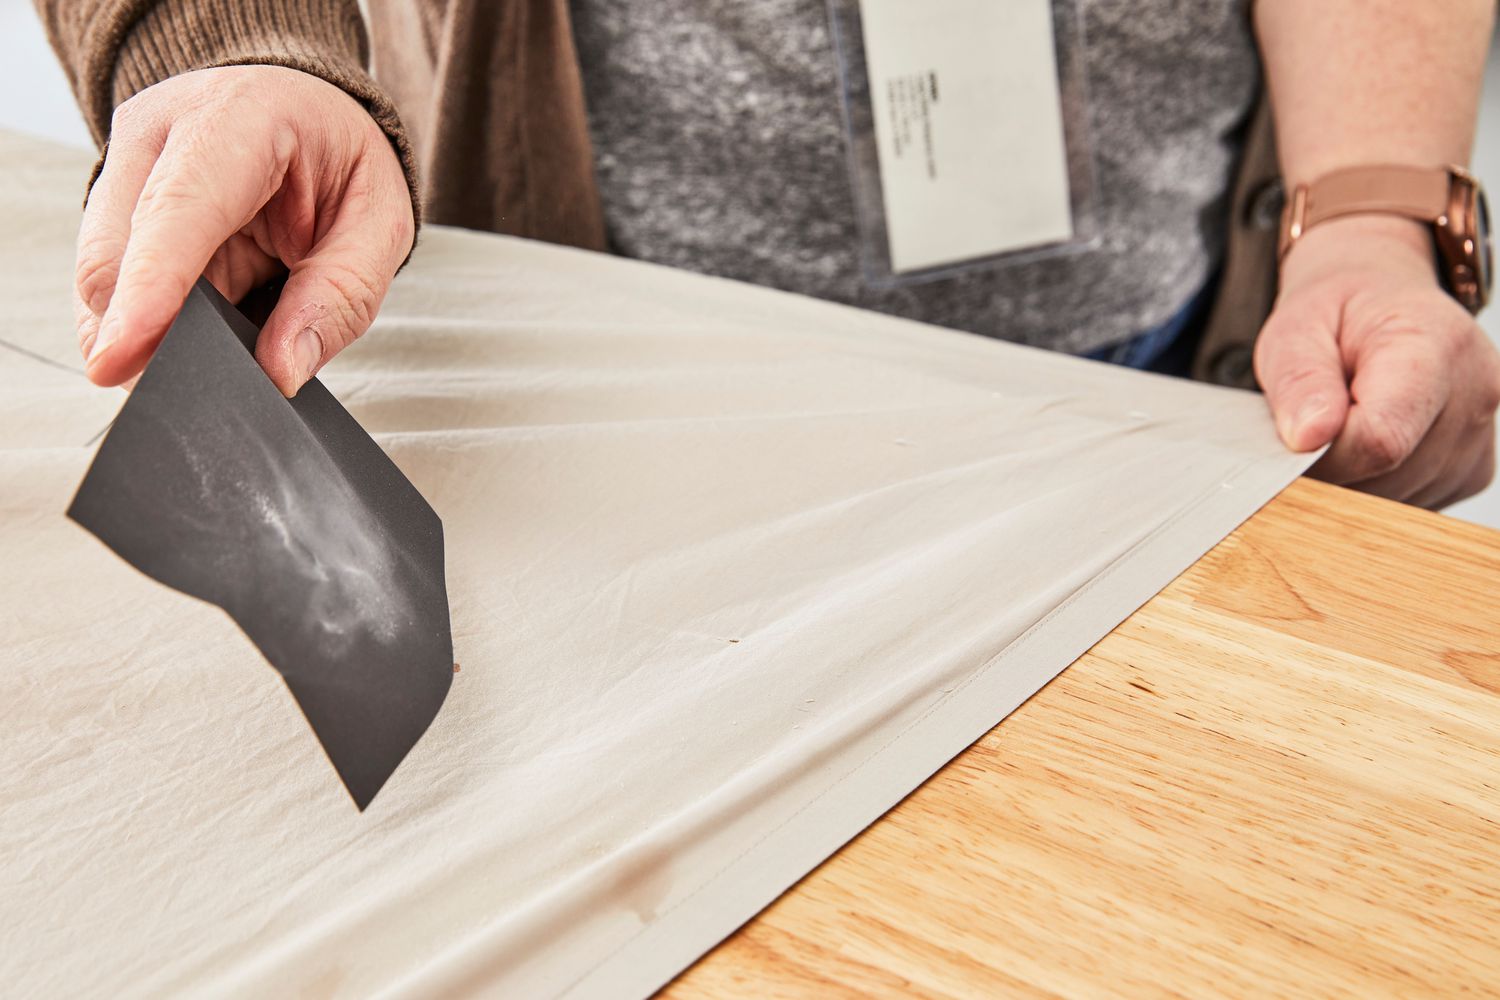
[1253,301,1351,452]
[254,246,394,398]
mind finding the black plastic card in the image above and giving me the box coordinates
[69,280,452,810]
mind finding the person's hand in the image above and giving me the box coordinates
[1255,215,1500,509]
[76,65,415,396]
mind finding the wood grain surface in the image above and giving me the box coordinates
[661,478,1500,998]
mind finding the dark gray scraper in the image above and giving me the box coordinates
[68,279,453,810]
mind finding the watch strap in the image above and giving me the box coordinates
[1279,164,1451,260]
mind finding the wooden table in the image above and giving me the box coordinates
[663,479,1500,997]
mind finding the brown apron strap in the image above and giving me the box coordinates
[367,0,607,251]
[1193,92,1281,390]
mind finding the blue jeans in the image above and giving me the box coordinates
[1085,279,1216,376]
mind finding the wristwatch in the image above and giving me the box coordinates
[1278,164,1493,314]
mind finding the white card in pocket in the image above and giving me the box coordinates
[832,0,1095,283]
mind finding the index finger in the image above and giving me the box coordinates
[76,132,165,323]
[85,119,292,386]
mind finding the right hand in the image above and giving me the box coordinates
[77,65,415,396]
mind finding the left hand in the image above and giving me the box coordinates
[1255,215,1500,509]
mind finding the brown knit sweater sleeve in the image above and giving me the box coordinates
[33,0,420,230]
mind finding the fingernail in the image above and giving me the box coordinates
[87,314,120,364]
[1288,394,1328,449]
[293,327,323,386]
[1296,394,1327,428]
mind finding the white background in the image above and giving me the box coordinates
[3,1,1499,527]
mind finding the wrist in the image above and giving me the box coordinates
[1279,214,1439,291]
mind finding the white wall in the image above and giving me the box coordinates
[0,2,90,148]
[2,1,1499,526]
[1440,39,1500,526]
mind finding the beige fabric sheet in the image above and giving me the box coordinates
[0,131,1314,998]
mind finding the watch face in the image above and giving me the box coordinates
[1475,184,1493,308]
[1444,173,1492,314]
